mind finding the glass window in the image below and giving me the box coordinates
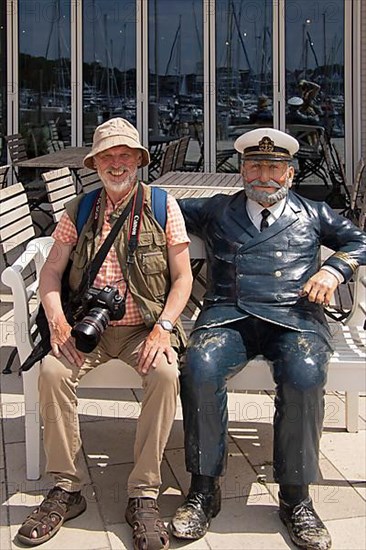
[83,0,136,145]
[285,0,346,205]
[18,0,71,156]
[0,1,6,164]
[148,0,203,179]
[216,0,273,173]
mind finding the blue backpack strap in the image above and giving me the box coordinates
[76,189,101,235]
[76,187,167,235]
[151,186,168,230]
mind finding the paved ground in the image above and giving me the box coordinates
[1,295,365,550]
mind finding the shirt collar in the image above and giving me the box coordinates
[105,183,138,214]
[246,197,287,221]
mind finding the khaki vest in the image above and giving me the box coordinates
[65,182,187,350]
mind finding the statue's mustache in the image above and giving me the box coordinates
[245,179,282,189]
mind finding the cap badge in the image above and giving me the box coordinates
[258,136,275,152]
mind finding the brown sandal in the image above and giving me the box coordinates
[17,486,87,546]
[125,497,170,550]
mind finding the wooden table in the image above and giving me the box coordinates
[14,147,91,171]
[152,170,242,198]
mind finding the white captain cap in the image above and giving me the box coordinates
[234,127,299,162]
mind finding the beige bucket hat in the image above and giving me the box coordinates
[83,117,150,169]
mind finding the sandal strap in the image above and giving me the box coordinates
[126,498,169,550]
[18,487,80,539]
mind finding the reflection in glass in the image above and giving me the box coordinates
[148,0,203,179]
[216,0,273,172]
[19,0,71,156]
[0,2,6,163]
[83,0,136,144]
[285,0,345,203]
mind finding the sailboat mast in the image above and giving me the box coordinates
[323,12,327,67]
[261,0,268,94]
[226,0,232,94]
[192,1,202,58]
[93,0,97,93]
[154,0,159,101]
[104,14,110,107]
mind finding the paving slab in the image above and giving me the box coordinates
[229,420,274,468]
[164,448,191,496]
[222,442,269,500]
[326,515,366,550]
[2,411,26,445]
[78,387,140,423]
[81,417,137,467]
[5,441,91,495]
[321,430,366,481]
[227,390,274,423]
[0,525,12,550]
[251,457,366,522]
[204,495,293,550]
[0,371,24,406]
[165,418,185,450]
[351,480,366,501]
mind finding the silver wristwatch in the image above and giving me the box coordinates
[156,319,174,332]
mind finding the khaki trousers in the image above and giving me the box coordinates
[38,324,180,498]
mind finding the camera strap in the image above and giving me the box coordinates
[127,182,145,264]
[80,182,144,293]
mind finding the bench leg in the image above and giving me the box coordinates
[23,364,41,480]
[345,391,359,433]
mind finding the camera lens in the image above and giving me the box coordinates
[71,308,110,353]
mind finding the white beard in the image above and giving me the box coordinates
[244,177,292,205]
[99,167,138,195]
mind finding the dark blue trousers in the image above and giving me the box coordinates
[180,317,332,485]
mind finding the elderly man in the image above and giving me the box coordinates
[17,118,192,549]
[170,128,366,550]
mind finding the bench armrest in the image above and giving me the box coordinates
[1,237,54,364]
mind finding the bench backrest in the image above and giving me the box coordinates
[0,182,35,262]
[42,167,77,223]
[346,265,366,326]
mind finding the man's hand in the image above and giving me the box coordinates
[300,269,339,306]
[137,324,175,375]
[49,314,85,368]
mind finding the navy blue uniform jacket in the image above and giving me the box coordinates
[179,190,366,347]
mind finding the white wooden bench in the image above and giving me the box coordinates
[1,235,365,480]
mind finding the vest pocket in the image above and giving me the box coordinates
[140,251,167,274]
[139,232,154,246]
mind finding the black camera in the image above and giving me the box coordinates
[71,285,125,353]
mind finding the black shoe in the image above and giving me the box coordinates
[170,477,221,540]
[279,496,332,550]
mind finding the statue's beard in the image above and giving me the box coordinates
[243,178,291,205]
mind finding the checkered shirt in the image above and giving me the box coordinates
[53,191,190,325]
